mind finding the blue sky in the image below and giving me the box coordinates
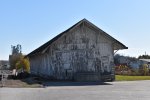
[0,0,150,60]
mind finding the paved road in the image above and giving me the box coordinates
[1,80,150,100]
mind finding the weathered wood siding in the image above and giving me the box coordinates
[29,23,114,81]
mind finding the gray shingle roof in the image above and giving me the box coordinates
[27,19,128,57]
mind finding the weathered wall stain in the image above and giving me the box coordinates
[28,19,127,81]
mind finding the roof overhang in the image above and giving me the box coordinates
[27,19,128,57]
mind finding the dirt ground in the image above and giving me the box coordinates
[0,77,43,88]
[0,77,108,88]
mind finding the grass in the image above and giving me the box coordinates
[116,75,150,81]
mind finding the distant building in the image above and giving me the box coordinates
[0,60,10,69]
[115,55,142,69]
[116,57,150,69]
[139,59,150,69]
[129,60,141,69]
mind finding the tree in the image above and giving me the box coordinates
[9,53,24,69]
[139,64,149,76]
[15,58,30,73]
[9,44,30,73]
[138,55,150,59]
[11,44,22,54]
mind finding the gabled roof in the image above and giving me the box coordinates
[27,19,128,57]
[139,59,150,63]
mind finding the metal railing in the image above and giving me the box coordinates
[0,70,13,87]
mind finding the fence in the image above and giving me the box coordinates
[0,70,13,87]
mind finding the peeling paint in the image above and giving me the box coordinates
[29,23,115,81]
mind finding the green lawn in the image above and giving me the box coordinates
[116,75,150,81]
